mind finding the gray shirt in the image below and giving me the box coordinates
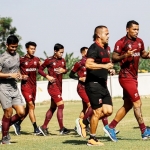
[0,51,20,90]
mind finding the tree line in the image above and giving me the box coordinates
[0,17,150,80]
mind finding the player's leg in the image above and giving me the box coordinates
[101,91,118,142]
[77,82,104,146]
[0,91,15,144]
[76,88,93,133]
[39,99,56,136]
[79,101,87,119]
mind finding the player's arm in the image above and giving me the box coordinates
[140,50,150,59]
[69,71,78,80]
[38,59,55,83]
[0,71,20,79]
[85,58,113,70]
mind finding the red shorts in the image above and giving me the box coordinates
[119,78,140,102]
[21,88,36,102]
[77,84,89,103]
[48,83,62,103]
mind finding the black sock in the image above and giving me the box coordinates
[16,120,23,126]
[33,122,38,129]
[83,119,89,126]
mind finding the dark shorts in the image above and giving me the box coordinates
[119,78,140,102]
[48,83,62,103]
[21,88,36,103]
[85,82,112,109]
[77,84,89,103]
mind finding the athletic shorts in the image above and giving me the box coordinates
[77,84,89,103]
[85,82,112,110]
[48,83,62,103]
[21,88,36,102]
[0,85,24,109]
[119,77,140,102]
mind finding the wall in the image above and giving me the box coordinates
[17,73,150,103]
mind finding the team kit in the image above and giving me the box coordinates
[0,20,150,146]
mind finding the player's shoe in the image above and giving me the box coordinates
[142,128,150,140]
[87,136,104,146]
[75,118,86,138]
[103,125,118,142]
[34,127,42,136]
[60,127,70,135]
[74,126,77,132]
[1,136,11,144]
[39,126,49,136]
[104,129,120,137]
[12,123,21,135]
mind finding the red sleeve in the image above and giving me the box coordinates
[37,57,41,69]
[38,59,49,78]
[71,62,80,73]
[114,40,123,54]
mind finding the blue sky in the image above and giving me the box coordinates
[0,0,150,58]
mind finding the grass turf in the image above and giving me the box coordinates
[0,98,150,150]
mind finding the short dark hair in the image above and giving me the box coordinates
[126,20,139,28]
[25,41,37,48]
[7,35,19,45]
[80,47,88,53]
[54,43,64,52]
[93,25,107,41]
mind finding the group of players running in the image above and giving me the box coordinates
[0,20,150,146]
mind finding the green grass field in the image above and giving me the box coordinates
[0,98,150,150]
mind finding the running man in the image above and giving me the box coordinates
[0,35,25,144]
[69,47,92,132]
[38,43,70,135]
[103,20,150,141]
[13,41,41,135]
[76,26,115,146]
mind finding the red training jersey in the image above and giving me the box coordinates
[20,55,40,90]
[114,36,144,79]
[38,56,67,88]
[71,56,87,78]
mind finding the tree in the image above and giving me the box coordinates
[0,17,24,56]
[63,52,80,79]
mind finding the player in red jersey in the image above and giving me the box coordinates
[103,20,150,141]
[38,43,70,135]
[69,47,92,131]
[12,41,41,135]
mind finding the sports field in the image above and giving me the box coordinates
[0,98,150,150]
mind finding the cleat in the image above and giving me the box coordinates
[74,126,77,132]
[1,136,11,144]
[142,128,150,140]
[39,126,49,136]
[60,127,70,135]
[103,125,118,142]
[104,129,120,137]
[34,128,42,136]
[115,129,120,135]
[12,123,21,135]
[87,136,104,146]
[75,118,86,138]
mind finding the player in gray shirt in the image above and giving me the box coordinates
[0,35,26,144]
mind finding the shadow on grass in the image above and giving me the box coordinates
[62,139,86,145]
[98,136,140,141]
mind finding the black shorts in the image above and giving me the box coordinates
[85,82,112,109]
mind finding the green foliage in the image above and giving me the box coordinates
[63,52,80,79]
[0,17,24,56]
[138,47,150,73]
